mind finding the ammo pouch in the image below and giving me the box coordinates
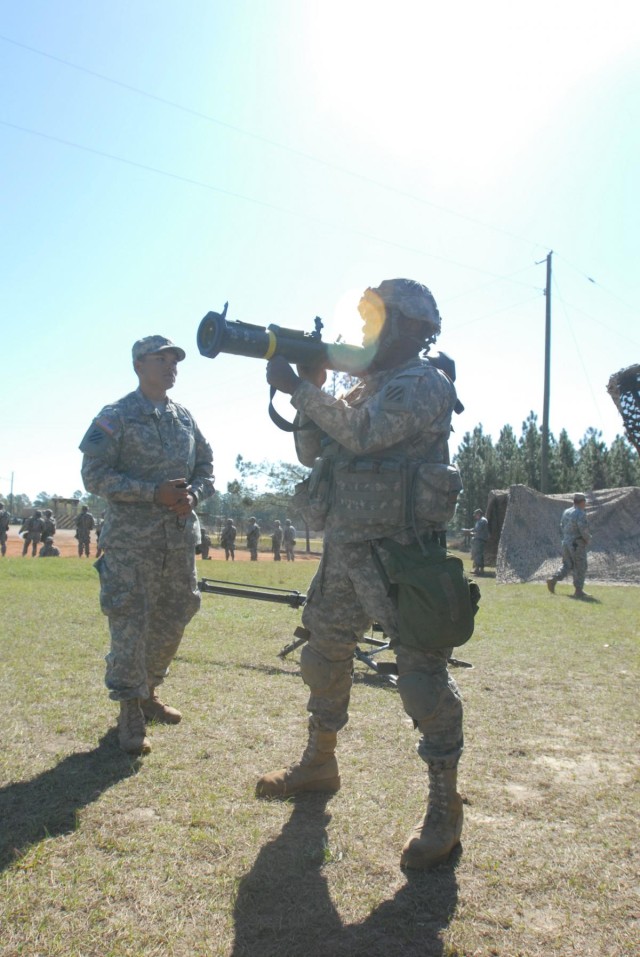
[378,537,480,651]
[292,456,334,530]
[331,457,462,537]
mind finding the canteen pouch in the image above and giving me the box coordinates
[292,456,333,530]
[379,536,480,650]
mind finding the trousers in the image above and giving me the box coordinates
[96,546,200,700]
[300,541,464,767]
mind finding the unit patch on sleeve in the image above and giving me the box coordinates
[380,372,422,412]
[79,412,121,454]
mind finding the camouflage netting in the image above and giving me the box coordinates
[607,363,640,454]
[495,483,640,584]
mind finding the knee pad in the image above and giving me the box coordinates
[397,670,449,724]
[300,643,353,694]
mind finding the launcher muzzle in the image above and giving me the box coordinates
[197,303,373,375]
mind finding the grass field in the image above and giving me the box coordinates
[0,554,638,957]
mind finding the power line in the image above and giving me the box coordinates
[0,32,552,253]
[555,253,639,315]
[552,275,608,433]
[0,118,543,289]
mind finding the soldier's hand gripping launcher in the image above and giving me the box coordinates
[197,303,373,375]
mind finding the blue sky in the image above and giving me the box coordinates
[1,1,639,501]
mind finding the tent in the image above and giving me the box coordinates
[491,484,640,584]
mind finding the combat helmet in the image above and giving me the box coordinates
[358,278,441,360]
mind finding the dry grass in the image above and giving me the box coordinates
[0,555,638,957]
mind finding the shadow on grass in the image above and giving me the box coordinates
[0,729,139,871]
[186,658,400,691]
[231,793,459,957]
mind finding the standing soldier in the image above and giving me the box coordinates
[80,334,215,755]
[75,505,95,557]
[547,492,592,599]
[283,518,297,561]
[199,527,212,560]
[246,517,261,561]
[220,518,237,561]
[271,520,283,561]
[258,278,465,871]
[21,510,45,557]
[470,508,489,575]
[0,503,9,556]
[42,509,57,541]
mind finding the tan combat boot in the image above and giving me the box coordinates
[140,686,182,724]
[256,728,340,798]
[118,699,151,754]
[546,577,557,593]
[401,766,463,870]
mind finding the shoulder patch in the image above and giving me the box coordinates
[79,413,121,455]
[380,374,421,412]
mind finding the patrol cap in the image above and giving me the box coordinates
[573,492,587,503]
[132,335,186,362]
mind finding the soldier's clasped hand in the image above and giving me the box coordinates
[154,479,195,516]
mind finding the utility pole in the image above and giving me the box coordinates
[540,251,552,493]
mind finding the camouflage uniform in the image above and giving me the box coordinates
[246,519,260,561]
[95,515,105,557]
[258,278,467,871]
[21,512,45,557]
[199,529,212,560]
[553,504,591,590]
[271,521,283,561]
[80,386,214,702]
[283,520,296,561]
[291,357,463,768]
[39,538,60,557]
[42,510,57,541]
[220,520,236,561]
[0,505,9,556]
[75,508,95,557]
[470,512,489,573]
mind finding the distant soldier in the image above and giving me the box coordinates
[42,509,57,541]
[96,513,106,558]
[75,505,95,557]
[199,528,212,560]
[246,517,261,561]
[271,520,283,561]
[21,510,45,557]
[39,536,60,557]
[220,518,237,561]
[470,508,489,575]
[547,492,592,599]
[283,519,296,562]
[0,503,9,556]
